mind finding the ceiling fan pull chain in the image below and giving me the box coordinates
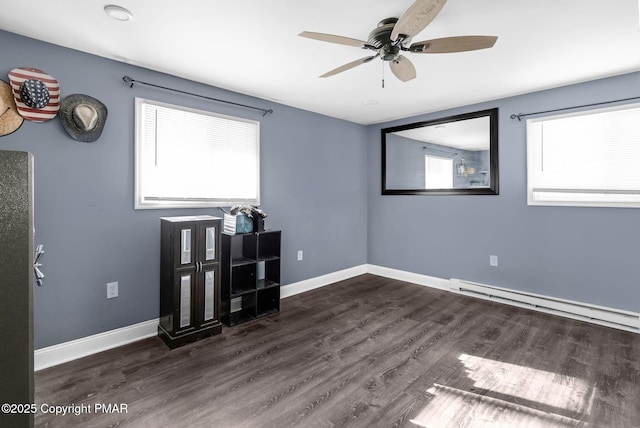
[381,59,385,89]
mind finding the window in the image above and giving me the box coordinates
[135,98,259,209]
[425,155,453,189]
[526,102,640,207]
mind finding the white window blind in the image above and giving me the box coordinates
[425,155,454,189]
[135,98,259,209]
[526,102,640,207]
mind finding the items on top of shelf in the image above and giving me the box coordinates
[229,205,267,219]
[223,205,267,234]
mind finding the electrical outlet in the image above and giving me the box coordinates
[107,281,119,299]
[489,255,498,267]
[297,250,303,261]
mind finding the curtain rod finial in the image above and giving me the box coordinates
[510,113,522,121]
[122,76,134,88]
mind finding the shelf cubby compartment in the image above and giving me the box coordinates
[257,231,281,261]
[228,293,257,326]
[257,259,280,290]
[229,232,257,265]
[231,264,256,295]
[257,287,280,318]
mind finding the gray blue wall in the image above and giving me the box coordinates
[2,28,639,350]
[368,71,640,313]
[0,30,368,349]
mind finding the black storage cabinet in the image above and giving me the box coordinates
[159,215,223,348]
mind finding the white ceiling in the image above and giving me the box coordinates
[1,0,639,125]
[395,116,490,151]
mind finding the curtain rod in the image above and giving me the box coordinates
[122,76,274,117]
[509,95,640,121]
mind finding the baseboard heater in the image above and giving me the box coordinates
[449,278,640,333]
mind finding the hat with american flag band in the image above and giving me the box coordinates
[8,67,60,122]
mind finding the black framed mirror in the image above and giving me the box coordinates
[382,108,499,195]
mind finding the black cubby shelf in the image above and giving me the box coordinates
[221,230,281,326]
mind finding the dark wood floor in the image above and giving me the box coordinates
[35,274,640,427]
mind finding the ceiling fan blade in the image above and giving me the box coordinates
[391,0,448,42]
[320,56,377,78]
[389,55,417,82]
[409,36,498,53]
[299,31,368,48]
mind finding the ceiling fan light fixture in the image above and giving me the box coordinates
[299,0,498,83]
[104,5,133,21]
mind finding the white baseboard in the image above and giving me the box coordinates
[280,264,449,299]
[33,264,446,371]
[280,264,368,298]
[366,264,450,290]
[45,264,629,370]
[34,319,159,371]
[34,265,369,371]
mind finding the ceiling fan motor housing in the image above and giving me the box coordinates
[368,18,402,61]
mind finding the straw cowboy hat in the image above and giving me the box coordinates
[8,67,60,122]
[0,80,24,136]
[59,94,107,142]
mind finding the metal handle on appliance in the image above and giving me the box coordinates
[34,244,45,286]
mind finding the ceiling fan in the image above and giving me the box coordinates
[299,0,497,83]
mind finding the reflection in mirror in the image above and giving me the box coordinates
[382,108,499,195]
